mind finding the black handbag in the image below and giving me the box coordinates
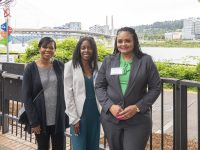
[18,89,44,124]
[65,113,69,128]
[18,106,28,124]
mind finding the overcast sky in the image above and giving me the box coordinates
[1,0,200,30]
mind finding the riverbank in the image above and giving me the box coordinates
[141,40,200,48]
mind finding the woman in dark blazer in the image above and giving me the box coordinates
[22,37,67,150]
[95,27,161,150]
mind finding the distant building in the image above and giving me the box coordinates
[54,22,81,30]
[182,18,200,40]
[195,20,200,39]
[165,32,182,40]
[89,25,109,34]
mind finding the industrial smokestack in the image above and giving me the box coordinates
[105,16,109,34]
[111,15,114,35]
[106,16,108,26]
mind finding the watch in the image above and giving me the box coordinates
[136,106,140,112]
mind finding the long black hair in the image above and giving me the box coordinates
[72,37,98,72]
[113,27,144,58]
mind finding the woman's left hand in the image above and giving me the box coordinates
[31,125,41,134]
[117,105,138,120]
[73,121,80,136]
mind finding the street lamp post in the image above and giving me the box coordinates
[6,16,9,62]
[0,0,14,62]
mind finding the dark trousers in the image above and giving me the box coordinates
[101,119,152,150]
[35,125,66,150]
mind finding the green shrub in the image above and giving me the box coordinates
[96,42,112,62]
[156,61,199,81]
[15,37,112,63]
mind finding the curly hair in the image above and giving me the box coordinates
[113,27,144,58]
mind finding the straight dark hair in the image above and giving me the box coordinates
[113,27,144,58]
[38,37,56,49]
[72,37,98,72]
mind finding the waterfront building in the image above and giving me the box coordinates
[165,32,182,40]
[182,18,200,40]
[54,22,81,30]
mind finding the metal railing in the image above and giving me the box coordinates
[179,80,200,150]
[0,63,200,149]
[160,78,180,150]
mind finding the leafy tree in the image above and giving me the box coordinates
[96,41,112,62]
[55,38,77,62]
[15,40,39,63]
[132,19,183,40]
[15,37,112,63]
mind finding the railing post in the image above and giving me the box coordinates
[0,63,9,133]
[174,80,181,150]
[161,82,164,150]
[180,83,188,150]
[2,77,9,134]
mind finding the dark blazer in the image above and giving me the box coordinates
[95,53,161,124]
[22,60,67,134]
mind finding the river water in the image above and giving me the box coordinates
[142,47,200,65]
[0,44,200,64]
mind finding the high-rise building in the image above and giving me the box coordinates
[195,20,200,39]
[182,18,200,40]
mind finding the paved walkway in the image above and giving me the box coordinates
[0,132,37,150]
[0,129,72,150]
[0,131,105,150]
